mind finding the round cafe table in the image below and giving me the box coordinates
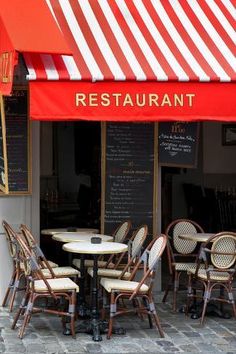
[52,233,113,243]
[41,228,99,236]
[179,233,215,242]
[53,233,113,312]
[63,241,128,341]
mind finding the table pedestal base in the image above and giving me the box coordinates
[63,319,126,341]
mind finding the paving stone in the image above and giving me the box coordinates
[0,343,5,352]
[1,300,236,354]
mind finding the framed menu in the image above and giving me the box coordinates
[0,95,8,193]
[158,122,199,168]
[101,122,158,235]
[2,87,31,194]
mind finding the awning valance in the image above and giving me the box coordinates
[0,0,235,121]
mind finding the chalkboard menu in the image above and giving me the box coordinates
[0,96,8,192]
[158,122,199,168]
[102,123,157,235]
[3,87,31,194]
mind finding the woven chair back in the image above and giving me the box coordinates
[211,234,236,269]
[2,220,18,258]
[113,220,131,243]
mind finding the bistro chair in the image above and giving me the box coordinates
[2,220,26,312]
[162,218,204,311]
[100,234,167,339]
[10,230,79,339]
[185,232,236,325]
[72,220,131,270]
[20,224,80,281]
[87,224,148,280]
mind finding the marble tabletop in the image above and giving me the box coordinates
[41,228,99,236]
[52,233,113,243]
[179,233,215,242]
[63,241,128,255]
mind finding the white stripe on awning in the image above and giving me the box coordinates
[24,0,236,83]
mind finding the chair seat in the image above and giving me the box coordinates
[73,258,114,269]
[87,267,131,279]
[34,278,79,292]
[173,262,204,271]
[188,269,231,281]
[100,277,149,293]
[42,266,80,278]
[42,260,58,268]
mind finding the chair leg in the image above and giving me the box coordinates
[9,269,22,312]
[107,292,115,339]
[18,294,34,339]
[12,289,30,329]
[200,284,210,326]
[173,271,180,312]
[185,274,193,317]
[70,291,76,339]
[162,276,172,303]
[228,287,236,319]
[148,296,164,338]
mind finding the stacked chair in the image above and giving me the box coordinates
[185,231,236,325]
[100,234,167,339]
[162,218,204,311]
[20,224,80,281]
[2,221,80,338]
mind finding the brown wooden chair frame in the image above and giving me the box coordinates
[185,231,236,325]
[101,234,167,339]
[162,218,204,311]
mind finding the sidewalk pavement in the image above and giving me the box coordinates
[0,300,235,354]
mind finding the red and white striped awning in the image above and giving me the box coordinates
[0,0,235,121]
[24,0,235,83]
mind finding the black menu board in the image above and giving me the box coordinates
[158,122,199,168]
[0,96,8,192]
[3,87,31,194]
[102,123,157,235]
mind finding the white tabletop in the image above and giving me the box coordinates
[179,233,215,242]
[41,228,99,236]
[52,233,113,243]
[63,241,128,255]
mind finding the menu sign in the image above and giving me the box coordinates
[102,123,157,235]
[0,95,8,192]
[158,122,199,168]
[3,87,31,194]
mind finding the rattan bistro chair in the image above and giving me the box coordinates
[100,234,167,339]
[87,224,148,280]
[162,219,204,311]
[20,224,80,281]
[2,221,26,312]
[11,231,78,339]
[73,220,131,270]
[185,232,236,325]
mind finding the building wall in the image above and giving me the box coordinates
[0,122,40,303]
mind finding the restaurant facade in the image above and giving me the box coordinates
[0,0,235,301]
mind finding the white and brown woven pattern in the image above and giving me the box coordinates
[87,267,131,279]
[42,266,80,278]
[34,278,79,292]
[148,237,164,270]
[174,262,204,272]
[113,221,130,243]
[188,268,231,281]
[132,227,146,257]
[100,277,148,293]
[173,222,198,254]
[211,235,236,269]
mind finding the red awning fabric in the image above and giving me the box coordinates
[0,0,71,95]
[1,0,236,121]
